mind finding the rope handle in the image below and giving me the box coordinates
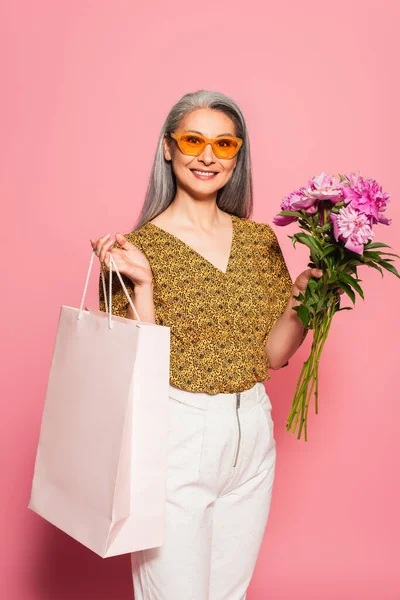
[78,249,141,328]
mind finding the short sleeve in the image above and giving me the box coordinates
[259,223,308,365]
[98,235,135,318]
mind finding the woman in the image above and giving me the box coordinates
[90,90,321,599]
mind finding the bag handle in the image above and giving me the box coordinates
[78,250,141,328]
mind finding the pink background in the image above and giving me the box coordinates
[2,1,399,598]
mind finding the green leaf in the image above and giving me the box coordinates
[347,259,363,268]
[318,223,332,233]
[362,250,384,261]
[278,210,304,218]
[325,255,335,269]
[365,242,392,249]
[337,281,356,304]
[337,271,364,299]
[298,219,312,231]
[297,304,310,327]
[292,291,305,302]
[320,245,337,259]
[379,251,400,259]
[307,277,318,292]
[295,232,323,255]
[365,262,384,277]
[380,261,400,278]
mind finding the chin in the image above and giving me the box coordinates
[179,177,227,199]
[192,186,223,200]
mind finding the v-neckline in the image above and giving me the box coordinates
[146,213,236,275]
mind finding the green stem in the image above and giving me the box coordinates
[291,346,315,435]
[303,302,335,440]
[287,296,336,441]
[288,349,312,425]
[287,358,308,421]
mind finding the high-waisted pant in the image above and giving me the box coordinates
[130,380,277,600]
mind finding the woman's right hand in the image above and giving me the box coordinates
[90,232,153,287]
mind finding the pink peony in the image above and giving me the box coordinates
[273,188,307,226]
[330,205,374,254]
[303,171,345,204]
[340,172,392,225]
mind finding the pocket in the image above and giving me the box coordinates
[167,396,206,480]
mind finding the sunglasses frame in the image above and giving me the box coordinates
[168,131,243,159]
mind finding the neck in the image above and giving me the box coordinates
[167,187,224,228]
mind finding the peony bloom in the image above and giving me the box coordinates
[273,188,307,226]
[303,171,345,204]
[340,172,392,225]
[330,205,374,254]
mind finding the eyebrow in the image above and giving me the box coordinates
[184,130,235,138]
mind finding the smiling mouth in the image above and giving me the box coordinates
[191,169,219,179]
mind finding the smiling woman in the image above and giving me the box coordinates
[160,107,243,206]
[91,90,308,600]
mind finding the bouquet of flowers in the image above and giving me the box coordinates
[274,171,399,441]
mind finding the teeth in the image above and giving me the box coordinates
[192,170,216,177]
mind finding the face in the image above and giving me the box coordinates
[163,108,240,200]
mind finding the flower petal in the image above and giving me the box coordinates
[272,215,296,226]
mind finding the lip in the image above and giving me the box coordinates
[190,169,219,180]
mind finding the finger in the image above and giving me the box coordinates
[115,232,137,250]
[98,238,114,264]
[115,232,131,250]
[96,235,112,255]
[99,238,114,264]
[312,268,323,278]
[92,233,110,256]
[115,232,144,257]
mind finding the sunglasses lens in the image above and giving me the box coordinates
[178,134,205,155]
[173,133,242,158]
[213,138,240,158]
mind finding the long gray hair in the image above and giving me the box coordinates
[132,90,253,230]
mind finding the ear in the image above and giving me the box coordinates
[163,133,172,161]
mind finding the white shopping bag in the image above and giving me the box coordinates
[28,251,170,558]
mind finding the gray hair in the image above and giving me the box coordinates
[132,90,253,230]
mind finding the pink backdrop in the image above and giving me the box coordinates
[2,1,399,598]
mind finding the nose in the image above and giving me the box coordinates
[198,143,216,165]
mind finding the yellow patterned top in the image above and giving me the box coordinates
[98,213,308,394]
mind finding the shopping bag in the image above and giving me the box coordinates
[28,251,170,558]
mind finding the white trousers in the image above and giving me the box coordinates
[131,381,277,600]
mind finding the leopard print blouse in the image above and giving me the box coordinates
[98,213,308,395]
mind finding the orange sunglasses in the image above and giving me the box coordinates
[169,131,243,159]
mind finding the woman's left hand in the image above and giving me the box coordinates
[294,267,344,296]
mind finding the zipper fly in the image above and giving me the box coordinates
[233,392,241,467]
